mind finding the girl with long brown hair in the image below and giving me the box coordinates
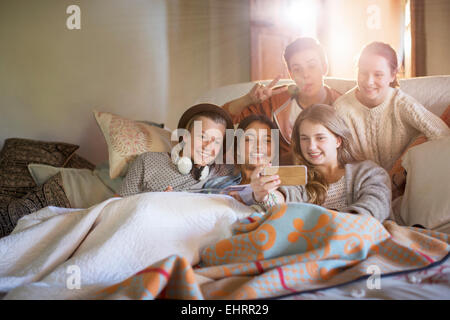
[251,104,392,222]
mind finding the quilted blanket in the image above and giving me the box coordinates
[0,192,254,299]
[95,203,450,299]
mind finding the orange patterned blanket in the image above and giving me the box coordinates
[96,203,449,299]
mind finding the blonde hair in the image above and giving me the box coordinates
[291,104,364,205]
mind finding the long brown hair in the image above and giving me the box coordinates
[291,104,364,204]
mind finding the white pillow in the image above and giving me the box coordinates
[400,137,450,230]
[28,164,115,209]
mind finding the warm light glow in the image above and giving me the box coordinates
[284,0,318,37]
[329,24,357,77]
[404,0,412,77]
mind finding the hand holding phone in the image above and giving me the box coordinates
[250,165,281,202]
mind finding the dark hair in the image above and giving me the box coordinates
[237,114,277,131]
[177,103,233,131]
[358,41,400,88]
[283,37,328,73]
[185,111,228,131]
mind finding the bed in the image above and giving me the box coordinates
[0,76,449,300]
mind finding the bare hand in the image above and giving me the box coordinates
[164,186,173,192]
[246,75,288,104]
[250,165,280,202]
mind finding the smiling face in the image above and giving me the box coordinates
[187,116,226,166]
[242,121,272,167]
[298,119,341,168]
[287,49,326,99]
[356,53,396,107]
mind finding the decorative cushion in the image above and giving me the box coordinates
[0,172,71,238]
[399,137,450,230]
[0,138,79,202]
[94,111,173,179]
[64,153,96,170]
[28,164,115,209]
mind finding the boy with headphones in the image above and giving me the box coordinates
[118,104,235,197]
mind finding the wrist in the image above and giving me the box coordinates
[252,192,267,204]
[244,92,256,106]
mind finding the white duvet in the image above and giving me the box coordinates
[0,192,254,299]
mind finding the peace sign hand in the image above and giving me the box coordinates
[247,75,288,105]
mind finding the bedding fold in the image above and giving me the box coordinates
[0,192,253,299]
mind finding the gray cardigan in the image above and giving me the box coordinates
[279,160,392,222]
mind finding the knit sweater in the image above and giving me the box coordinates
[279,160,391,222]
[118,152,234,197]
[321,175,347,211]
[334,87,450,171]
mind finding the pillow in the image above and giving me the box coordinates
[400,137,450,230]
[0,172,71,238]
[389,104,450,198]
[0,138,79,202]
[28,164,115,209]
[389,136,427,199]
[94,111,173,179]
[64,153,96,170]
[93,162,124,194]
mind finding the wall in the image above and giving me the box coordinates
[1,0,447,166]
[424,0,450,75]
[323,0,450,79]
[166,0,250,130]
[323,0,404,79]
[0,0,250,164]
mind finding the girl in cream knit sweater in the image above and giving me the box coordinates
[334,42,449,171]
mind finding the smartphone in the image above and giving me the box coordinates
[262,165,307,186]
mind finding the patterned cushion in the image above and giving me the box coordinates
[0,172,71,238]
[0,138,79,201]
[94,111,173,179]
[28,164,114,208]
[64,153,96,170]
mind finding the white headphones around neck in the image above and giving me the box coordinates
[171,143,209,181]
